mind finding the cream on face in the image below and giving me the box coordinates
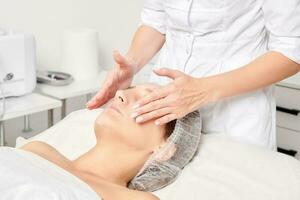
[95,84,167,152]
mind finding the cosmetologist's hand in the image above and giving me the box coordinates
[86,51,136,109]
[131,68,219,125]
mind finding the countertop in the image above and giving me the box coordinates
[277,73,300,90]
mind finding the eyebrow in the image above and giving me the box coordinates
[128,85,152,93]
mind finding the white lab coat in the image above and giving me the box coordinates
[142,0,300,149]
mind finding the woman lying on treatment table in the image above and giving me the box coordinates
[20,84,201,200]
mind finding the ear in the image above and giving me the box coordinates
[154,142,177,162]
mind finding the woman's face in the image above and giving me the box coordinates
[95,84,167,152]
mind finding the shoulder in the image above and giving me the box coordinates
[118,186,160,200]
[129,191,159,200]
[85,176,158,200]
[145,193,160,200]
[20,141,72,170]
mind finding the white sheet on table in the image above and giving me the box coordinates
[0,147,101,200]
[15,109,300,200]
[153,135,300,200]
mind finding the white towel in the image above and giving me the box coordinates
[0,147,101,200]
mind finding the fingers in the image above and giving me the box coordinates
[134,107,173,124]
[132,95,173,121]
[86,76,116,109]
[155,113,178,125]
[153,68,184,80]
[133,86,172,109]
[113,50,130,68]
[86,90,110,109]
[87,51,134,110]
[132,95,171,117]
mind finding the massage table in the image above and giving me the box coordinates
[1,109,299,200]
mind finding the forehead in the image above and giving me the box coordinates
[128,84,159,92]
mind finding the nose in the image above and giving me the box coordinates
[115,90,128,104]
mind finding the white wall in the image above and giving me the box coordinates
[0,0,144,147]
[0,0,143,71]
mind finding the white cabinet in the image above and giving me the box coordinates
[275,83,300,160]
[277,127,300,160]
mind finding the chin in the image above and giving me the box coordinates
[96,108,160,146]
[94,114,114,134]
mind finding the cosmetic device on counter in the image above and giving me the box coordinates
[0,29,37,97]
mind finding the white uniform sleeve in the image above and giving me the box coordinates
[140,0,166,34]
[263,0,300,64]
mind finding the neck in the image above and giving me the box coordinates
[73,136,149,187]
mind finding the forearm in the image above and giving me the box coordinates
[126,25,166,73]
[208,51,300,101]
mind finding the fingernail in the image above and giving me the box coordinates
[131,113,138,118]
[155,121,160,125]
[132,104,140,109]
[136,117,143,123]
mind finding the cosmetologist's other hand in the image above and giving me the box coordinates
[86,51,136,109]
[131,68,220,125]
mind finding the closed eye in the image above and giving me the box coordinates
[144,88,152,93]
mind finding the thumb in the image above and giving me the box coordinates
[153,68,184,80]
[113,50,130,67]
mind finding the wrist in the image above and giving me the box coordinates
[125,53,142,74]
[199,76,224,104]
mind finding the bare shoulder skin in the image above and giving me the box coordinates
[20,141,159,200]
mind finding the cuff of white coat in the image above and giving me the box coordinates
[268,34,300,64]
[140,9,166,35]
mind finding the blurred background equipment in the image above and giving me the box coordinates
[61,29,100,81]
[0,29,37,98]
[37,71,73,86]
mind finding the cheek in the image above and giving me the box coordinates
[115,121,156,151]
[94,112,121,138]
[121,122,147,149]
[94,112,143,145]
[94,114,108,139]
[127,122,164,150]
[94,111,162,151]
